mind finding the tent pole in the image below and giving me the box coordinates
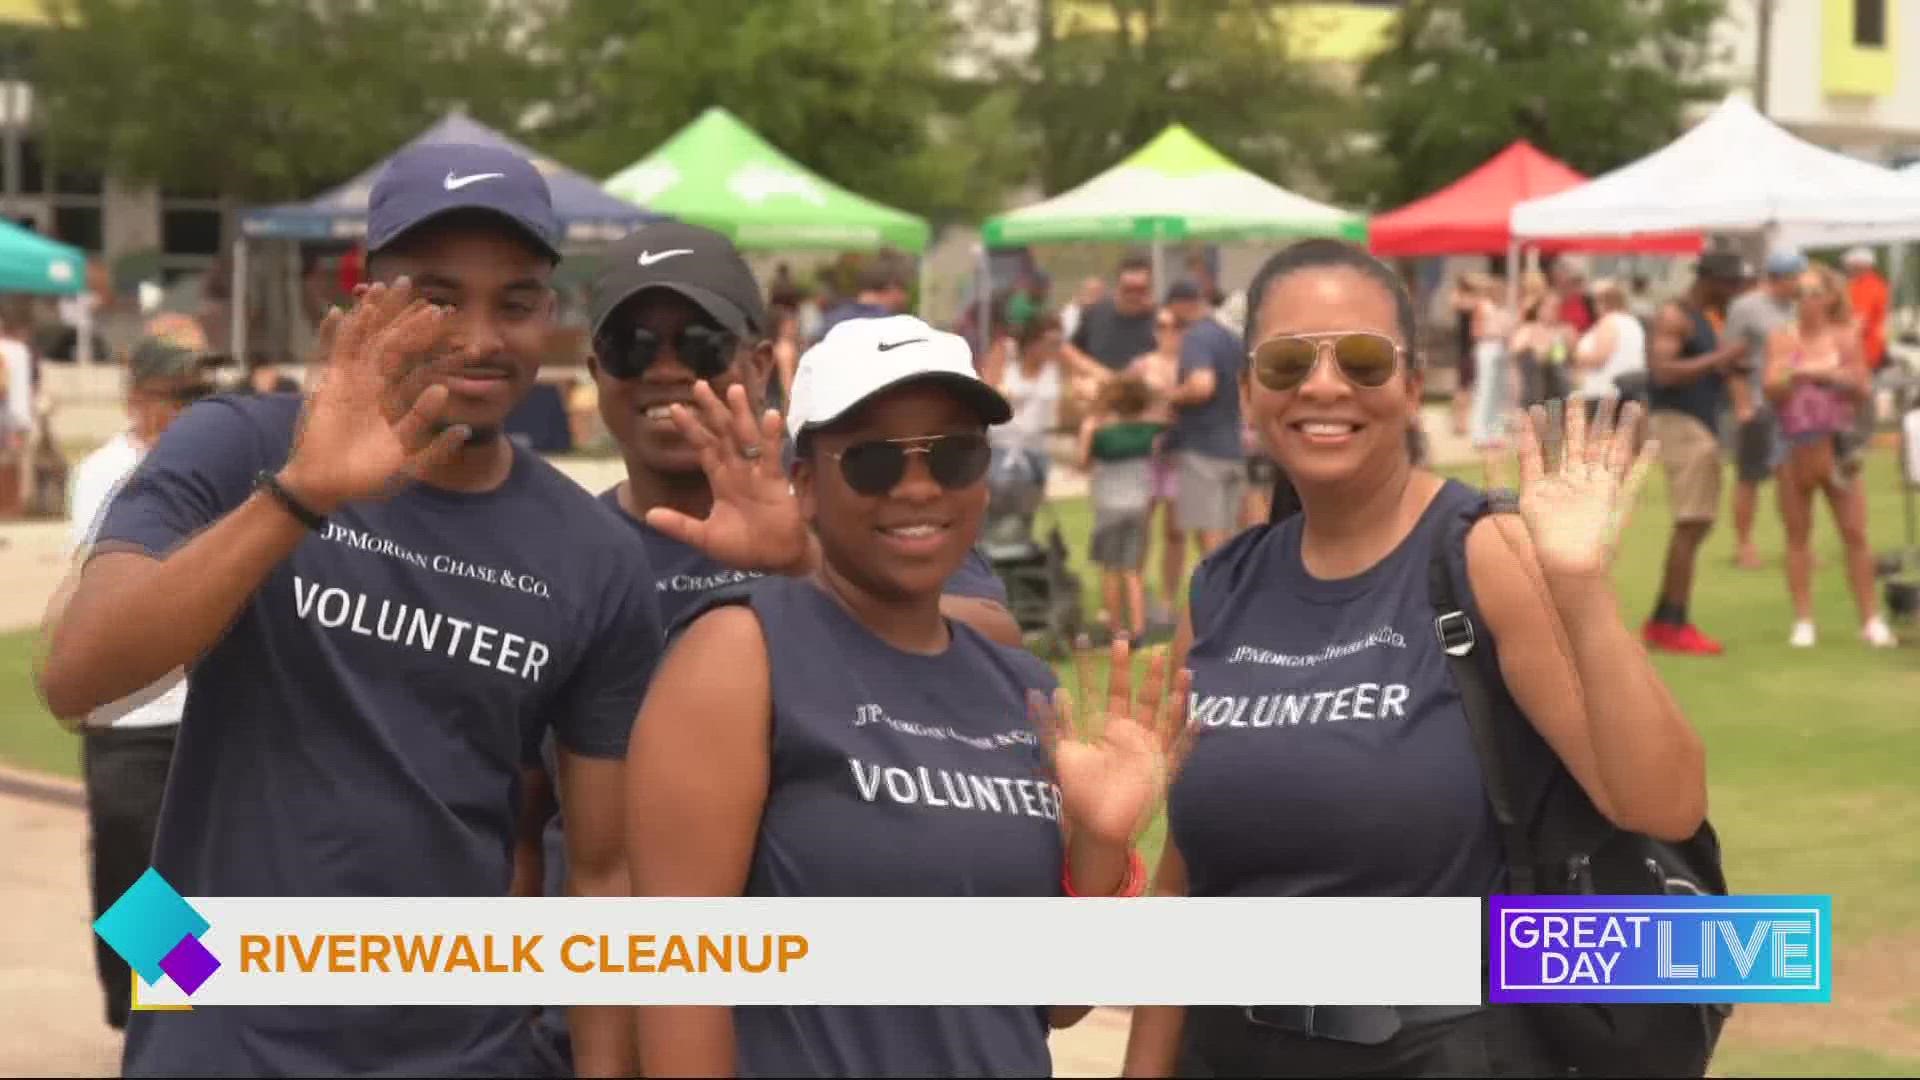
[916,255,928,320]
[1152,236,1165,294]
[1505,238,1521,316]
[231,237,248,369]
[75,296,92,366]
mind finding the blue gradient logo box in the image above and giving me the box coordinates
[1490,895,1831,1004]
[93,868,221,995]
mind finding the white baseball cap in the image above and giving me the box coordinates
[785,315,1011,442]
[1842,246,1876,268]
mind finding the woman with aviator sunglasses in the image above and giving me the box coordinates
[625,315,1192,1079]
[1123,240,1707,1078]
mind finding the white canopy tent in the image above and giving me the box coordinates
[1511,94,1920,252]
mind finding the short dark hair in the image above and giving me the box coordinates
[858,258,908,294]
[364,209,558,282]
[1117,252,1152,277]
[1242,239,1424,526]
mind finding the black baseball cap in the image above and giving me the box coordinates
[366,142,561,259]
[589,221,768,340]
[1164,280,1202,304]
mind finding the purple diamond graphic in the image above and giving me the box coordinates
[158,934,220,995]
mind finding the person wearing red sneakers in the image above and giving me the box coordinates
[1643,252,1748,655]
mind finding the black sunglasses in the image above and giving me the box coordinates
[824,433,992,497]
[598,322,738,381]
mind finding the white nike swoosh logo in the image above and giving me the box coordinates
[444,171,505,191]
[638,249,694,267]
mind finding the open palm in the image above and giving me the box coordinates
[1030,640,1195,846]
[644,381,811,575]
[283,279,466,509]
[1497,398,1656,581]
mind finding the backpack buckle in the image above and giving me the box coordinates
[1435,610,1475,657]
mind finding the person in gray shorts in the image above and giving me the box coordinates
[1724,249,1802,569]
[1081,374,1162,641]
[1163,281,1247,558]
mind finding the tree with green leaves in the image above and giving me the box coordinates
[1343,0,1728,209]
[533,0,1030,227]
[34,0,543,202]
[1006,0,1361,198]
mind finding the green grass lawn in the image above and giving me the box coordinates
[2,455,1915,1075]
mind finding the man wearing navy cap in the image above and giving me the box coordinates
[37,142,663,1078]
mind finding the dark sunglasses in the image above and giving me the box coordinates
[598,323,738,381]
[824,432,992,497]
[1250,331,1403,392]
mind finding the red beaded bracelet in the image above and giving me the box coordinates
[1063,848,1147,898]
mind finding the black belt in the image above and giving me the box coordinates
[1240,1003,1483,1045]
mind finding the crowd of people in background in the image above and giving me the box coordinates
[1435,244,1901,654]
[964,251,1264,644]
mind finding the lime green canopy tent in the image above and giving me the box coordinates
[982,124,1366,248]
[0,218,85,295]
[604,107,932,253]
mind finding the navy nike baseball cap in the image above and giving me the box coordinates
[366,142,561,258]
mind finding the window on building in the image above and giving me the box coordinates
[1856,0,1887,47]
[53,204,102,252]
[162,206,224,257]
[52,159,104,197]
[16,134,43,195]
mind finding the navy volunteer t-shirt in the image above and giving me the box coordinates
[95,393,665,1079]
[686,576,1061,1078]
[1168,479,1502,899]
[1170,318,1245,459]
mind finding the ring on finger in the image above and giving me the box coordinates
[740,443,764,461]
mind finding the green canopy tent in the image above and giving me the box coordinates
[603,107,931,253]
[979,125,1365,337]
[0,219,86,296]
[983,124,1365,250]
[0,220,90,362]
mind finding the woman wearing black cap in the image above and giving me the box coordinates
[1122,240,1708,1077]
[625,315,1191,1079]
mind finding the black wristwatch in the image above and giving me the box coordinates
[256,470,329,531]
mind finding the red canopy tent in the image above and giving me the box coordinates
[1367,141,1701,256]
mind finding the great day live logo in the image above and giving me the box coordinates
[1490,895,1832,1004]
[94,868,221,996]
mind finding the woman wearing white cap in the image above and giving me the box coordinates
[623,315,1192,1078]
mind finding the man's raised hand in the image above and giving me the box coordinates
[279,278,469,513]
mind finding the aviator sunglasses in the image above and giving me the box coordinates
[597,321,738,381]
[823,432,993,497]
[1250,330,1404,393]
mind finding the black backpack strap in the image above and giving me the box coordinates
[1428,491,1539,895]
